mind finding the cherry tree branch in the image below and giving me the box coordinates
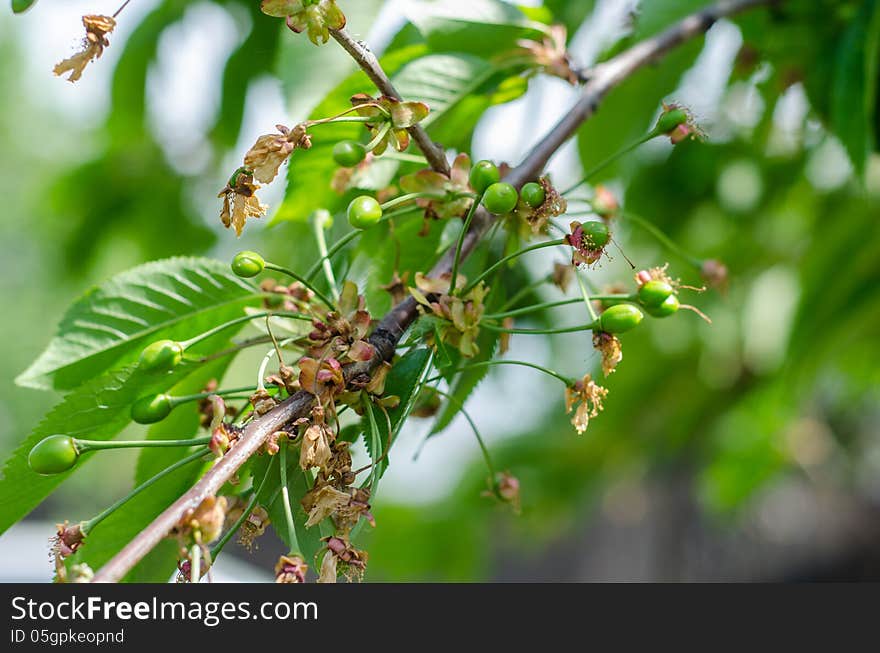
[330,28,451,176]
[92,0,776,583]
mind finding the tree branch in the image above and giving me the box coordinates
[330,28,451,176]
[92,0,776,583]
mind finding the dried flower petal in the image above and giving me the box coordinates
[53,15,116,83]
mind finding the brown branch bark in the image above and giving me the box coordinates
[330,28,451,177]
[92,0,776,582]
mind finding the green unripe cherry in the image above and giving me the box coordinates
[28,435,79,475]
[581,221,610,249]
[231,250,265,278]
[482,182,519,215]
[520,182,546,208]
[597,304,644,334]
[655,108,689,135]
[347,196,383,229]
[638,280,674,307]
[469,160,500,194]
[645,294,680,318]
[138,339,184,373]
[131,394,173,424]
[332,140,366,167]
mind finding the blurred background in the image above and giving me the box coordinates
[1,0,879,581]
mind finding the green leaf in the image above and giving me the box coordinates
[402,0,546,56]
[11,0,36,14]
[363,347,433,478]
[542,0,596,33]
[17,257,260,391]
[0,361,203,537]
[830,0,880,176]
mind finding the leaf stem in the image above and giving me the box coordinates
[211,456,276,558]
[262,264,336,309]
[278,442,300,555]
[311,210,339,302]
[462,238,567,295]
[450,193,483,294]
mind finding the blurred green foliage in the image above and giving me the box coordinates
[1,0,878,581]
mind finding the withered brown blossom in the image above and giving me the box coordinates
[515,177,567,234]
[297,405,334,471]
[515,24,579,84]
[298,357,345,404]
[399,153,475,222]
[173,496,227,546]
[593,331,623,376]
[52,521,86,580]
[262,0,346,45]
[307,281,374,363]
[350,93,430,155]
[564,374,608,435]
[566,220,605,267]
[410,273,488,358]
[53,15,116,83]
[218,169,267,237]
[275,554,308,583]
[243,123,311,184]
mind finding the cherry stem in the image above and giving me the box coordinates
[190,544,201,583]
[425,359,573,387]
[449,192,484,295]
[278,442,300,556]
[484,295,634,320]
[311,210,340,302]
[261,264,336,309]
[461,238,567,295]
[211,455,276,558]
[481,321,598,335]
[576,272,599,322]
[168,385,258,407]
[560,133,656,196]
[180,310,313,351]
[623,212,703,268]
[81,449,209,535]
[364,123,392,153]
[75,436,212,454]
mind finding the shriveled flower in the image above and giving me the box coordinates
[307,281,374,363]
[249,388,278,416]
[515,176,567,234]
[350,93,430,155]
[515,24,578,85]
[552,261,575,292]
[334,487,376,534]
[399,153,474,221]
[566,220,605,267]
[237,506,270,551]
[261,0,345,45]
[275,554,308,583]
[53,522,85,559]
[297,405,335,471]
[322,536,368,581]
[318,549,338,583]
[564,374,608,435]
[298,357,345,403]
[53,14,116,83]
[302,484,349,527]
[209,422,241,457]
[218,168,267,237]
[593,331,623,376]
[410,272,487,358]
[243,123,311,184]
[175,496,227,545]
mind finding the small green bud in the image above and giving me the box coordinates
[469,160,500,194]
[131,394,173,424]
[482,182,519,214]
[28,435,79,475]
[347,196,383,229]
[231,251,265,278]
[520,182,546,209]
[645,294,680,318]
[597,304,644,334]
[581,221,610,249]
[138,339,184,373]
[638,280,674,307]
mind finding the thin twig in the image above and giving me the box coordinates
[92,0,776,582]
